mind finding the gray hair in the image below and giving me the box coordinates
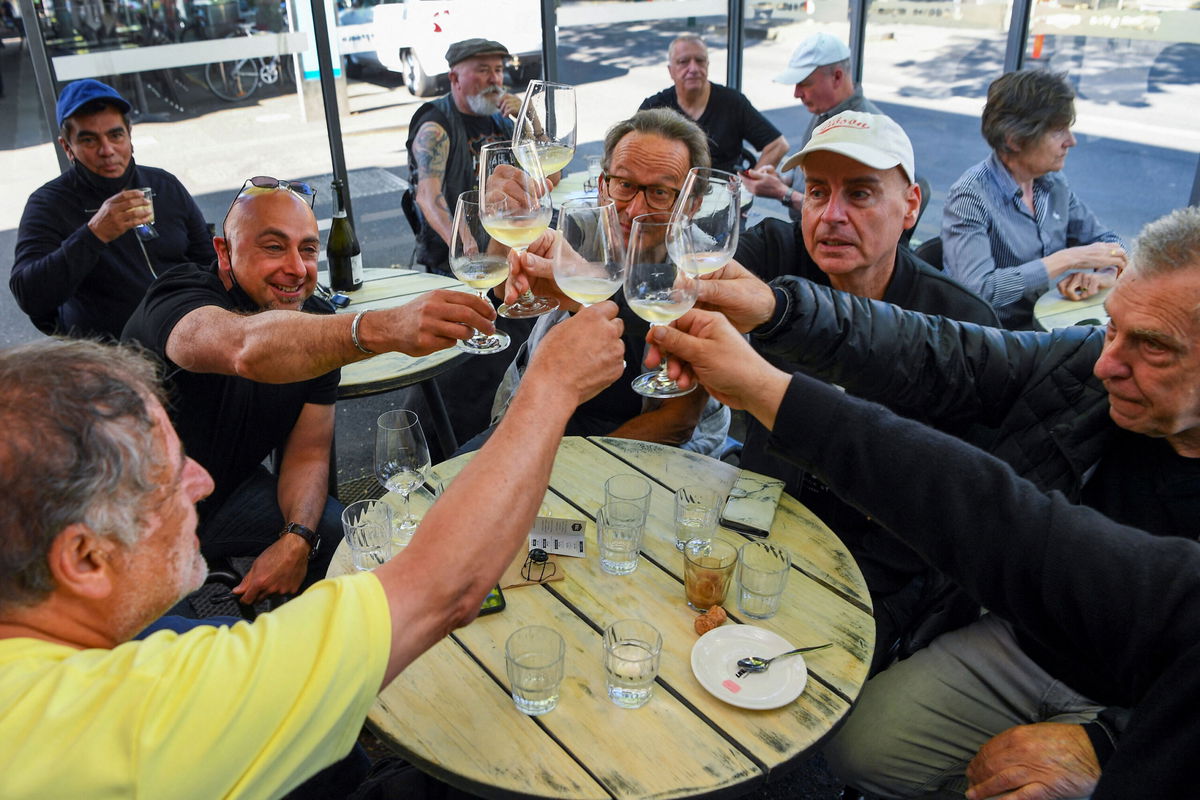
[1131,206,1200,284]
[668,33,707,61]
[981,70,1075,156]
[602,108,712,175]
[818,59,850,80]
[0,339,167,610]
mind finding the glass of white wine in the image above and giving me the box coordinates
[449,190,511,354]
[374,409,431,545]
[513,80,577,177]
[478,140,558,319]
[623,211,698,398]
[552,198,624,308]
[667,167,742,276]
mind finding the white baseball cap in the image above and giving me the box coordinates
[774,33,851,85]
[780,111,916,183]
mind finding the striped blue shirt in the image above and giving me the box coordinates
[941,152,1124,330]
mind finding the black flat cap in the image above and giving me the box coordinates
[445,38,510,68]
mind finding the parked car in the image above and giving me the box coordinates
[337,0,543,95]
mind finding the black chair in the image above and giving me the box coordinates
[914,235,943,271]
[401,185,422,268]
[900,175,931,249]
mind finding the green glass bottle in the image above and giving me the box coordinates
[328,179,363,291]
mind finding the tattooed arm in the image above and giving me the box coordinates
[413,121,456,248]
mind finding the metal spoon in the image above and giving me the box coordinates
[735,643,832,677]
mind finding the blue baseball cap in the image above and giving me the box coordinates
[56,79,132,128]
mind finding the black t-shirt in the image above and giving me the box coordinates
[1083,427,1200,539]
[121,263,340,521]
[638,83,781,174]
[567,300,650,436]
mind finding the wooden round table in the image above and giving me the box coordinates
[330,436,874,800]
[1033,285,1110,331]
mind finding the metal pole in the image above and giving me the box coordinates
[1003,0,1033,74]
[1190,156,1200,208]
[307,0,353,225]
[20,0,69,173]
[539,0,557,83]
[726,0,744,91]
[847,0,867,84]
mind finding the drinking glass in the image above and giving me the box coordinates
[603,619,662,709]
[479,140,558,320]
[513,80,577,177]
[341,499,393,571]
[374,409,431,545]
[552,198,624,308]
[683,538,738,612]
[597,500,645,575]
[667,167,740,276]
[505,625,565,716]
[674,486,723,551]
[604,474,651,523]
[135,187,159,241]
[737,541,791,619]
[623,211,698,398]
[449,190,511,354]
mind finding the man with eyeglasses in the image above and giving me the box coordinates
[11,79,215,340]
[491,108,729,454]
[122,177,496,607]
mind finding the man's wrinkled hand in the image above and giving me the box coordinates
[695,260,777,333]
[88,189,153,244]
[1056,267,1117,301]
[233,534,310,605]
[740,165,788,200]
[966,722,1101,800]
[499,92,522,118]
[386,289,496,355]
[503,231,578,310]
[526,301,624,405]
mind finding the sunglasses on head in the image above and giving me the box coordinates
[222,175,317,233]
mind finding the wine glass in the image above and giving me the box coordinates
[513,80,577,179]
[667,167,741,276]
[623,211,698,398]
[449,190,511,354]
[552,198,625,308]
[478,140,558,319]
[374,409,431,547]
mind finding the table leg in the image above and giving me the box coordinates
[420,379,459,462]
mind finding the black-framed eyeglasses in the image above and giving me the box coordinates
[521,548,557,583]
[601,174,680,211]
[222,175,317,233]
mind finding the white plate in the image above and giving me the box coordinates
[690,625,808,710]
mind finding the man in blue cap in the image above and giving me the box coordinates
[10,79,215,339]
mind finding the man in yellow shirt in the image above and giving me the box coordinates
[0,304,624,798]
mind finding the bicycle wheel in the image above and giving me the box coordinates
[206,56,259,101]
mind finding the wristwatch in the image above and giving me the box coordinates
[281,522,320,561]
[782,189,796,206]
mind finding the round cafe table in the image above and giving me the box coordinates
[1033,284,1110,331]
[329,436,874,800]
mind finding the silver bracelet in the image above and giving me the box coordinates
[351,310,375,355]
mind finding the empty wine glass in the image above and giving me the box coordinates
[552,198,625,308]
[374,409,431,546]
[478,140,558,319]
[623,211,698,398]
[450,190,511,354]
[667,167,741,276]
[513,80,577,178]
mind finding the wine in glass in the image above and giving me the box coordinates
[668,167,741,276]
[623,211,698,398]
[374,409,431,548]
[478,140,558,319]
[449,190,511,354]
[513,80,577,178]
[552,198,625,308]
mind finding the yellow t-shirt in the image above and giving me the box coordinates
[0,572,390,799]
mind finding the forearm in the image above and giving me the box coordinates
[216,311,366,382]
[608,390,708,446]
[276,450,330,531]
[415,183,455,248]
[756,136,789,170]
[375,374,578,685]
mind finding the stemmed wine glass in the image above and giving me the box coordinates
[513,80,577,181]
[374,409,431,548]
[551,198,625,308]
[478,140,558,319]
[623,211,698,398]
[449,190,511,354]
[667,167,741,276]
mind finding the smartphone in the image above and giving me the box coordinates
[720,474,785,537]
[479,585,506,616]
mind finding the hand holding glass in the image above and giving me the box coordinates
[449,190,511,354]
[374,409,431,546]
[552,198,625,308]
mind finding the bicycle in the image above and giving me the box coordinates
[205,23,291,102]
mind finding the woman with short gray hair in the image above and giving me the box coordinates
[942,70,1126,330]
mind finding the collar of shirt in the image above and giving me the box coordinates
[984,151,1054,224]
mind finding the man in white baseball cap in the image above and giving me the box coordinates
[742,32,880,216]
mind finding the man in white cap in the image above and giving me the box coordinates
[732,111,996,672]
[741,32,879,217]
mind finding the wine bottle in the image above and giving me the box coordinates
[328,179,363,291]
